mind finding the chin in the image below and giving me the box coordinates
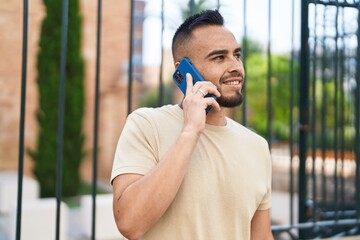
[217,94,243,108]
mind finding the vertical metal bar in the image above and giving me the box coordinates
[16,0,29,239]
[339,6,346,216]
[127,0,135,114]
[310,2,318,222]
[289,0,295,226]
[158,0,164,106]
[242,0,247,126]
[299,0,310,235]
[56,0,69,239]
[267,0,272,148]
[333,2,340,221]
[356,3,360,221]
[217,0,220,10]
[91,0,102,238]
[320,7,328,211]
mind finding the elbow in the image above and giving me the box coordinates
[118,224,143,240]
[115,214,145,240]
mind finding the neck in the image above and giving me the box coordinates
[206,108,227,126]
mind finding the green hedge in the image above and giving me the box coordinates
[29,0,84,197]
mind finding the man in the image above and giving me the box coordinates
[111,9,273,240]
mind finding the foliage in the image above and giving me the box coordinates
[234,52,299,143]
[233,50,354,149]
[241,37,264,55]
[138,84,174,108]
[308,78,356,150]
[29,0,84,197]
[181,0,210,20]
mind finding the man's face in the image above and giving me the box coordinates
[183,25,245,108]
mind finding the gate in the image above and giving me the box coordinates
[271,0,360,238]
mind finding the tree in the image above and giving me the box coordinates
[29,0,84,197]
[181,0,210,19]
[234,52,299,142]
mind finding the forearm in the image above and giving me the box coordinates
[114,130,200,238]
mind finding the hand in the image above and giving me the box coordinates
[181,73,221,135]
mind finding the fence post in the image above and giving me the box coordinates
[16,0,29,239]
[299,0,310,238]
[356,2,360,221]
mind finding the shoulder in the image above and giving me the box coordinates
[228,118,267,142]
[130,104,179,118]
[127,104,181,127]
[227,118,269,149]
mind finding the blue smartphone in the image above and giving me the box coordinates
[172,57,216,113]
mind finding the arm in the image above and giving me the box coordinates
[112,74,220,240]
[112,131,200,239]
[250,209,274,240]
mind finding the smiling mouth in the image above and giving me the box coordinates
[223,80,241,85]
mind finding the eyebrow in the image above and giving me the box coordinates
[234,47,242,54]
[205,47,242,59]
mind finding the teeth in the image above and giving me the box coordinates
[224,81,240,85]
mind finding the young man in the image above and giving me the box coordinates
[111,10,273,240]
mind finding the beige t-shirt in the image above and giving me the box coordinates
[111,104,272,240]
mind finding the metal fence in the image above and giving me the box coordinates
[272,0,360,239]
[13,0,360,239]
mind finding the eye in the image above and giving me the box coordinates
[234,53,242,61]
[212,55,224,61]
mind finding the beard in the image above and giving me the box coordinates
[217,91,243,108]
[216,72,244,108]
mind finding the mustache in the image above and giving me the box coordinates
[220,72,243,82]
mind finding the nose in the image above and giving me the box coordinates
[227,57,243,73]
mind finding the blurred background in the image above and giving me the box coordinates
[0,0,359,239]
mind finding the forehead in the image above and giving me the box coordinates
[189,25,239,55]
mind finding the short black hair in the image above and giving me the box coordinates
[172,10,224,60]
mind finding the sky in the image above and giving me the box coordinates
[142,0,301,65]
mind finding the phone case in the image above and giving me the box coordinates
[172,58,216,113]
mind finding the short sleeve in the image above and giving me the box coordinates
[110,110,159,184]
[257,141,272,210]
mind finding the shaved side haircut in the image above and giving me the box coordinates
[172,10,224,61]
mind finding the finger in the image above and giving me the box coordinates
[193,81,221,98]
[185,73,193,95]
[197,89,206,97]
[203,97,221,111]
[207,85,221,98]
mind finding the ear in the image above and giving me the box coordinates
[174,61,180,68]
